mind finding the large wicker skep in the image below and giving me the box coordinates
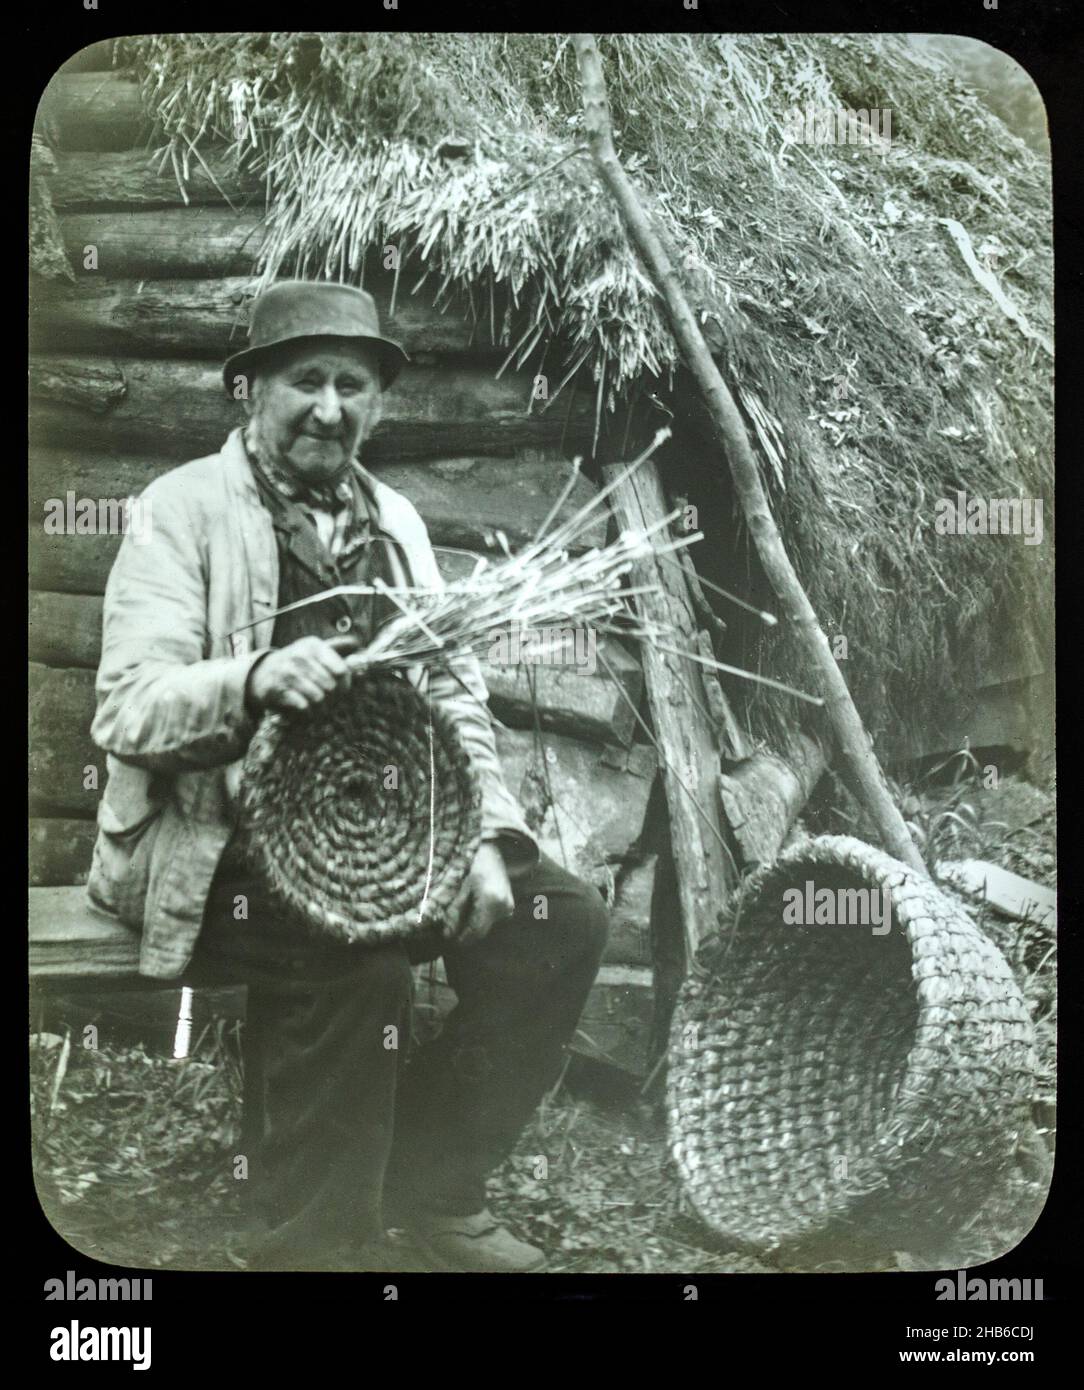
[239,670,481,946]
[668,834,1038,1257]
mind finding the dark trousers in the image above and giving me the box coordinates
[192,852,608,1264]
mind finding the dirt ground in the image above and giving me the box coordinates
[31,772,1055,1276]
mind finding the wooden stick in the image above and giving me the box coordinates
[602,456,738,959]
[573,34,925,875]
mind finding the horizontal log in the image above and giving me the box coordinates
[30,589,641,745]
[32,275,485,358]
[29,450,605,591]
[31,277,258,358]
[718,734,828,868]
[29,522,605,601]
[30,818,97,887]
[32,833,653,972]
[29,665,101,817]
[34,988,248,1050]
[374,457,605,549]
[31,357,127,413]
[28,525,119,596]
[30,355,596,462]
[51,151,265,210]
[39,72,151,152]
[36,969,653,1054]
[29,811,652,963]
[57,213,488,301]
[29,592,103,667]
[48,202,544,368]
[29,524,487,602]
[28,448,606,543]
[61,209,266,277]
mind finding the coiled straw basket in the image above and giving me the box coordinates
[239,670,481,946]
[668,835,1037,1256]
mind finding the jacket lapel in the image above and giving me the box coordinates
[220,427,279,653]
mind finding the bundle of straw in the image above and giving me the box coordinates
[257,434,698,680]
[235,431,818,943]
[237,431,813,703]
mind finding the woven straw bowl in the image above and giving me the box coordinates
[668,835,1037,1257]
[239,670,481,945]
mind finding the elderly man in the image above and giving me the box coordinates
[88,281,609,1272]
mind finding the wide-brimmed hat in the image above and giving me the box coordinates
[223,280,409,393]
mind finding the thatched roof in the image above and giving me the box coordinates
[113,33,1055,748]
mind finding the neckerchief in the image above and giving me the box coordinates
[244,432,370,564]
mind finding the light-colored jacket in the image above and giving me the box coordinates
[88,427,537,979]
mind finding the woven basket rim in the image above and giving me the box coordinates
[720,833,1025,1046]
[668,832,1037,1252]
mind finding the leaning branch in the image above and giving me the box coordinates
[572,33,925,875]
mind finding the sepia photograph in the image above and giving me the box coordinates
[29,29,1054,1293]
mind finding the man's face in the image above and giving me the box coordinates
[247,339,384,484]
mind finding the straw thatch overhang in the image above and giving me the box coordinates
[69,31,1050,759]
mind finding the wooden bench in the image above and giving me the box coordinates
[29,886,654,1074]
[29,886,246,1050]
[31,886,142,978]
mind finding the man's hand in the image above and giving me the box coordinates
[247,636,353,714]
[443,841,516,946]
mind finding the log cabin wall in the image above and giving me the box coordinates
[30,56,657,1068]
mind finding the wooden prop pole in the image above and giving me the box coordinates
[573,33,925,875]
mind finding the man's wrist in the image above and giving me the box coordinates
[243,651,273,718]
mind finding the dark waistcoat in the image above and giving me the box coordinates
[255,468,405,651]
[220,469,409,879]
